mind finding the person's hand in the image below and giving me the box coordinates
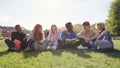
[85,38,91,43]
[65,32,69,37]
[24,35,28,40]
[96,36,100,40]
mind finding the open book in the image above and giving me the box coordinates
[65,38,77,44]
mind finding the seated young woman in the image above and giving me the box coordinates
[44,24,61,50]
[96,22,114,49]
[24,24,45,51]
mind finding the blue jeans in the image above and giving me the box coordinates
[103,32,114,47]
[44,40,49,46]
[44,40,58,47]
[77,38,97,49]
[89,41,97,49]
[5,39,15,49]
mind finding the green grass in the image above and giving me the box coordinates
[0,40,120,68]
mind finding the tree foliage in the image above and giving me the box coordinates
[0,28,2,35]
[107,0,120,36]
[73,24,81,33]
[22,27,31,34]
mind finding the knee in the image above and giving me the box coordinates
[44,40,50,44]
[5,39,10,43]
[89,41,95,45]
[58,40,65,46]
[48,41,53,46]
[78,38,84,40]
[54,41,58,46]
[28,39,34,43]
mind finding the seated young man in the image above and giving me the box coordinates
[5,25,27,52]
[77,21,98,49]
[61,22,77,48]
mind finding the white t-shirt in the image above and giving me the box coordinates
[28,32,34,40]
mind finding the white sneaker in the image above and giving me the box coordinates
[47,46,51,50]
[51,46,57,50]
[80,47,88,49]
[11,47,19,51]
[24,47,30,51]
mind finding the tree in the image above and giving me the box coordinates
[73,24,81,33]
[44,29,49,38]
[59,24,82,34]
[107,0,120,37]
[0,28,2,35]
[22,27,31,34]
[0,25,2,35]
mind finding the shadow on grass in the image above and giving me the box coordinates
[22,51,41,58]
[103,49,120,58]
[51,48,92,59]
[1,49,120,59]
[51,48,120,58]
[0,50,41,58]
[22,48,92,59]
[0,51,9,56]
[85,49,120,58]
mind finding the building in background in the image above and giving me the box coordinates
[1,26,15,38]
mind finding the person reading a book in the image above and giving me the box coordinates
[61,22,78,49]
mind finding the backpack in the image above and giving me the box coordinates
[96,40,113,52]
[33,42,47,51]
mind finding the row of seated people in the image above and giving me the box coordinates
[5,21,114,52]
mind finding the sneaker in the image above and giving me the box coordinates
[7,49,15,52]
[12,48,20,52]
[24,47,31,51]
[7,48,20,52]
[47,46,51,50]
[51,46,57,50]
[80,47,88,49]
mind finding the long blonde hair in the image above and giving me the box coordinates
[96,22,105,31]
[50,24,58,34]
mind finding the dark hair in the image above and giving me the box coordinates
[82,21,90,26]
[15,25,20,28]
[65,22,72,28]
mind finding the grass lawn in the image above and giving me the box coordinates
[0,40,120,68]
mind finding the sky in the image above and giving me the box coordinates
[0,0,113,30]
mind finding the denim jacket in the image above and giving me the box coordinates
[98,31,114,47]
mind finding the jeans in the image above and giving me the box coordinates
[44,40,58,47]
[102,32,114,47]
[5,39,15,49]
[77,38,97,49]
[89,41,97,49]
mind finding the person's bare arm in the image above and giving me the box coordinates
[91,30,99,40]
[23,35,28,41]
[42,32,45,40]
[47,31,51,40]
[77,32,86,39]
[97,30,108,40]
